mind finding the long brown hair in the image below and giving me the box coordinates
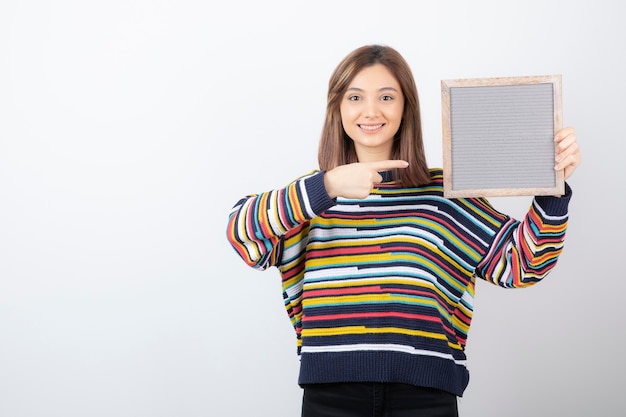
[317,44,431,187]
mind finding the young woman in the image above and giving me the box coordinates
[226,44,581,417]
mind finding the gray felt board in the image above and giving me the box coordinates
[441,75,564,198]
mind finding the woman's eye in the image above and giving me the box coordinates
[381,95,393,101]
[348,95,360,101]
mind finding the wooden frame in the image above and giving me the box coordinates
[441,75,564,198]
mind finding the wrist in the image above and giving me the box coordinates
[323,170,338,199]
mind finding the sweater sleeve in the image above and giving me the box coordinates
[476,183,572,288]
[226,170,335,270]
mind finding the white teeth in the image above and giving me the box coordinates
[360,124,383,131]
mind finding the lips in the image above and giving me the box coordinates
[359,123,384,131]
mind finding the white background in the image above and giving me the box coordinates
[1,1,623,416]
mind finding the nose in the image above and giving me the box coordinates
[363,99,381,117]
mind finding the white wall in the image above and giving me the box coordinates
[1,1,623,416]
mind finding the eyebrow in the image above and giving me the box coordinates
[346,86,399,93]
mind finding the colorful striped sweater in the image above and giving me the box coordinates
[226,169,571,396]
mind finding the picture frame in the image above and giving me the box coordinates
[441,75,564,198]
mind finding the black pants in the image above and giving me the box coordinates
[301,382,458,417]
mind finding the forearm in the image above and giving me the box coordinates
[226,171,334,269]
[478,184,572,287]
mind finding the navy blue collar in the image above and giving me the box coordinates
[380,170,394,183]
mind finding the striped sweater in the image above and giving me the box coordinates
[226,169,571,396]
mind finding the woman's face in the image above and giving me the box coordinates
[340,64,404,162]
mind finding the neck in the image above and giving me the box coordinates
[355,148,392,163]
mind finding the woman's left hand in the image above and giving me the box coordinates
[555,127,581,179]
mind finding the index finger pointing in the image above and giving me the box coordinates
[368,160,410,171]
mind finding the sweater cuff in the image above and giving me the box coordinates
[303,171,336,216]
[534,182,573,217]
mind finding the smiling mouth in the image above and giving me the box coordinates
[359,124,384,131]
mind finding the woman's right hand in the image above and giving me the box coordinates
[324,160,409,199]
